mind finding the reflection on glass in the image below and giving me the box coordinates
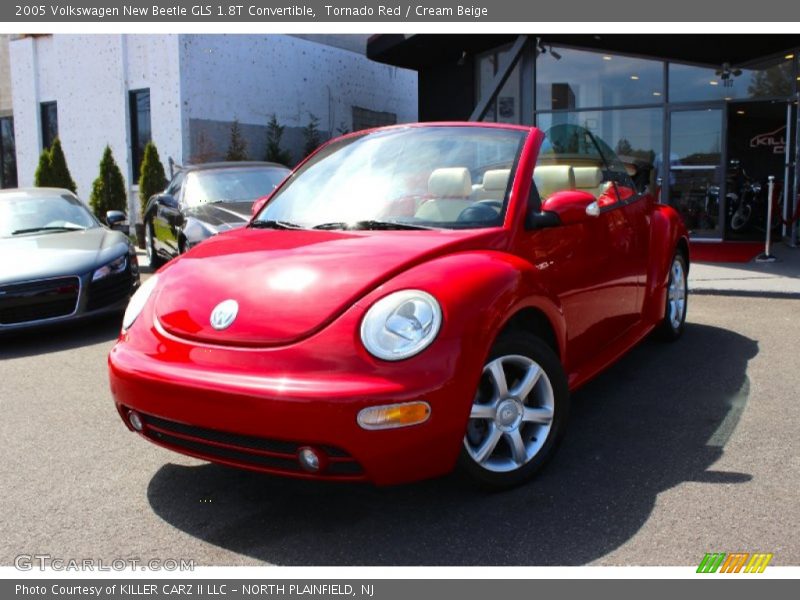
[537,108,664,192]
[476,46,521,124]
[669,57,795,102]
[668,109,723,236]
[536,47,663,110]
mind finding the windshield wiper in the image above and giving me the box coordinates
[249,219,305,230]
[11,226,86,235]
[313,220,435,231]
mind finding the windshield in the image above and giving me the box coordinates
[183,167,288,207]
[0,192,98,237]
[254,126,527,230]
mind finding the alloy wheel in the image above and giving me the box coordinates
[464,354,555,473]
[668,257,686,330]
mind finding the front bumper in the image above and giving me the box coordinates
[108,307,482,486]
[0,267,139,333]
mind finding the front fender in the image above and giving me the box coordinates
[645,204,689,324]
[360,249,566,382]
[180,217,214,248]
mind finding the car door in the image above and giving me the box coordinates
[523,125,641,372]
[594,137,650,317]
[153,173,184,257]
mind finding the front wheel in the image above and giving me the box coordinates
[459,332,569,489]
[657,252,688,341]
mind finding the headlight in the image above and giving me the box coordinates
[360,290,442,361]
[122,274,159,331]
[92,254,127,281]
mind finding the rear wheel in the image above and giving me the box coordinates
[657,252,688,341]
[459,332,569,489]
[145,219,164,269]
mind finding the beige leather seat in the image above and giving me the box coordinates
[415,167,473,222]
[533,165,575,199]
[473,168,511,201]
[573,166,604,198]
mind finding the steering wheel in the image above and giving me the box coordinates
[457,203,501,223]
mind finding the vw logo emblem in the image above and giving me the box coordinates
[210,299,239,330]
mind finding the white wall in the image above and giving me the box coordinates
[179,34,418,161]
[9,34,183,220]
[9,34,417,217]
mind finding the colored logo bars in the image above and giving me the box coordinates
[697,552,773,573]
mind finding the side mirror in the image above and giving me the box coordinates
[541,190,600,225]
[105,210,127,230]
[157,194,178,209]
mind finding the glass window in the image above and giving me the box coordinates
[129,89,151,181]
[476,46,522,124]
[534,123,637,207]
[0,116,17,189]
[536,48,664,111]
[40,102,58,150]
[669,55,795,102]
[537,108,663,194]
[183,167,289,208]
[0,191,98,238]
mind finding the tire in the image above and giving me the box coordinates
[657,252,688,341]
[730,205,752,231]
[458,332,570,489]
[144,219,164,269]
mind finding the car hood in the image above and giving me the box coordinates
[0,227,129,285]
[154,226,504,347]
[186,201,252,230]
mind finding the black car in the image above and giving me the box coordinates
[0,188,139,332]
[143,161,290,267]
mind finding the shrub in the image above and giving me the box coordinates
[302,113,322,158]
[89,146,127,219]
[225,119,248,161]
[34,138,77,193]
[137,141,168,219]
[48,138,77,193]
[264,114,292,166]
[34,148,54,188]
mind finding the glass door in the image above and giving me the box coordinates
[666,107,725,238]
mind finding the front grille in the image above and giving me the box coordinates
[139,413,364,478]
[0,277,80,325]
[86,267,134,311]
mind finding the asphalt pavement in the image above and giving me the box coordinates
[1,273,798,566]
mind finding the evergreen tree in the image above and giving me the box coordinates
[302,113,322,158]
[47,138,77,193]
[264,114,292,166]
[89,146,127,218]
[137,141,168,219]
[34,148,54,188]
[225,120,248,161]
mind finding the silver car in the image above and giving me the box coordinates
[0,188,139,332]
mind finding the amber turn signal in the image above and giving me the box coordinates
[357,401,431,430]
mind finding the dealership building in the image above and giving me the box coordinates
[368,34,800,244]
[4,34,417,221]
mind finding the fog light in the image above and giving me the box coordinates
[357,401,431,430]
[128,410,143,431]
[298,447,321,473]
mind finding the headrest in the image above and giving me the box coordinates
[482,169,511,192]
[428,167,472,197]
[533,165,576,199]
[573,166,603,189]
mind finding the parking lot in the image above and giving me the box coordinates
[1,280,798,566]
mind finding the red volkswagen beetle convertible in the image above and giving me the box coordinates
[109,123,688,488]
